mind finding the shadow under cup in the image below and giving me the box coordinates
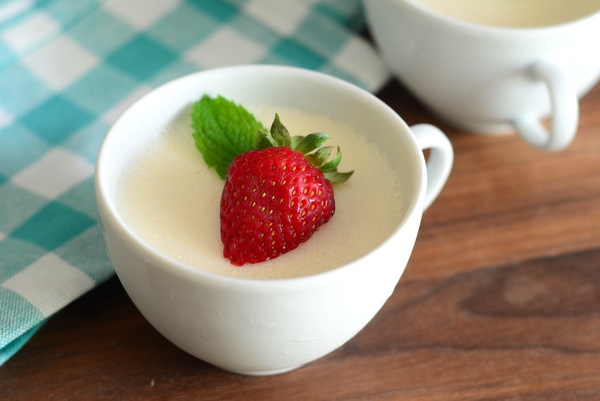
[95,66,429,375]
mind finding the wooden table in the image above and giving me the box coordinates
[2,79,600,401]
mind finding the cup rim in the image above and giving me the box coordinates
[398,0,600,33]
[95,65,426,289]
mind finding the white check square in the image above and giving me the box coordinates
[185,26,268,69]
[103,0,181,30]
[21,35,100,91]
[1,12,59,53]
[243,0,310,36]
[11,147,95,199]
[2,253,95,317]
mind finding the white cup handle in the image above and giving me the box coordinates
[513,61,579,151]
[410,124,454,211]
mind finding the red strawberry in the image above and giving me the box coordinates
[220,114,352,266]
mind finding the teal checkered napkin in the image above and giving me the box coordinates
[0,0,390,364]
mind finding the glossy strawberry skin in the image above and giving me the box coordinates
[220,147,335,266]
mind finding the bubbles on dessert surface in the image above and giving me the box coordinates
[117,107,406,279]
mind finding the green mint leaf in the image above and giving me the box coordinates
[191,95,264,180]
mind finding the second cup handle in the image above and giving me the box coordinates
[410,124,454,211]
[513,61,579,151]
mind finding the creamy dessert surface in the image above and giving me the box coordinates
[117,105,406,279]
[415,0,600,27]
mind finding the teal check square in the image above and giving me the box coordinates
[69,8,135,57]
[0,124,50,176]
[43,0,99,27]
[0,183,47,234]
[0,63,52,116]
[11,202,96,251]
[107,35,179,81]
[314,0,365,29]
[64,65,139,115]
[149,3,219,52]
[189,0,238,22]
[228,14,280,48]
[0,40,13,68]
[0,238,47,282]
[271,38,327,70]
[296,13,348,56]
[54,226,113,283]
[20,96,96,145]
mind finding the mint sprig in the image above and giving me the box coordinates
[191,96,352,184]
[191,95,264,180]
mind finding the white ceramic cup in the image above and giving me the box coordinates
[363,0,600,151]
[95,65,453,375]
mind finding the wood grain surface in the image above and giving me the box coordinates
[2,79,600,401]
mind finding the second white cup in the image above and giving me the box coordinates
[364,0,600,151]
